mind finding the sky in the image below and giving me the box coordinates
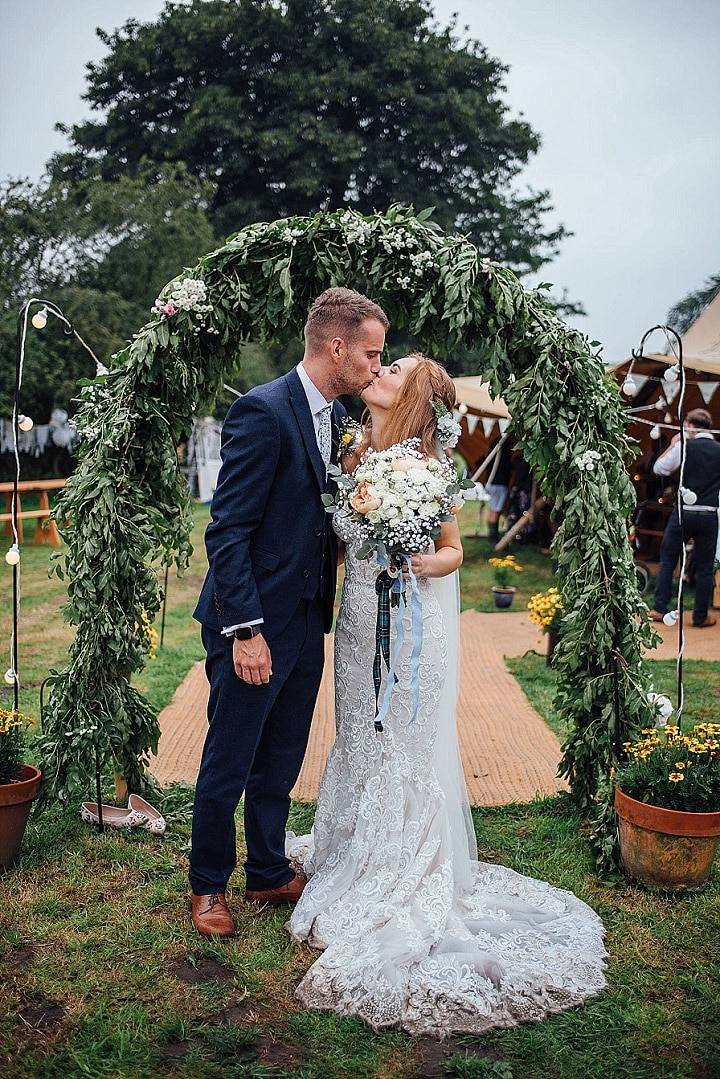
[1,0,719,364]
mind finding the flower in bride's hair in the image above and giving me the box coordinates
[430,399,462,449]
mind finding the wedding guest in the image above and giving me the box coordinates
[649,408,720,628]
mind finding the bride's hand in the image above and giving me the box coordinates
[403,519,464,580]
[404,553,428,579]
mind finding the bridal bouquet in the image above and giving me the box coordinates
[324,439,471,569]
[325,440,472,732]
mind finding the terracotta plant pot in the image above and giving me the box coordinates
[491,586,516,609]
[0,764,42,870]
[614,785,720,892]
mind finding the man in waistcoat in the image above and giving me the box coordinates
[190,288,388,938]
[649,407,720,628]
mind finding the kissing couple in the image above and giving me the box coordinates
[189,286,606,1037]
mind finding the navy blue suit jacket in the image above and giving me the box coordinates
[194,368,344,638]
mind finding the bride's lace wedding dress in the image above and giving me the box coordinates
[286,517,606,1037]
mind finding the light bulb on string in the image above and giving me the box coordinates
[655,397,667,411]
[663,364,680,383]
[681,487,698,505]
[5,544,20,566]
[663,610,679,626]
[650,692,674,724]
[31,308,48,330]
[17,414,33,432]
[664,412,672,425]
[458,402,468,415]
[649,425,661,439]
[622,377,637,397]
[4,668,16,685]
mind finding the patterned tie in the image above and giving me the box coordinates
[318,405,332,468]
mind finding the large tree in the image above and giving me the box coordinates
[666,272,720,337]
[52,0,566,274]
[0,167,217,445]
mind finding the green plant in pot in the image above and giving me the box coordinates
[613,713,720,891]
[0,709,41,870]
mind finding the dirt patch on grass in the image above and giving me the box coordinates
[256,1032,304,1069]
[414,1036,501,1078]
[16,993,65,1029]
[171,952,237,985]
[11,944,37,968]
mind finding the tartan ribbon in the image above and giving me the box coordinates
[373,570,393,732]
[372,554,423,734]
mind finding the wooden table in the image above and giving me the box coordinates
[0,478,66,546]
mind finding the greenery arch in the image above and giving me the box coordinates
[37,205,654,868]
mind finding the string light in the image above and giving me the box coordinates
[663,364,680,383]
[458,402,468,415]
[663,610,679,626]
[10,298,98,714]
[622,376,637,397]
[680,487,698,505]
[649,425,661,439]
[4,545,20,566]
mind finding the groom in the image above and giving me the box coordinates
[190,287,388,937]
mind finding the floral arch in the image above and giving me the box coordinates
[38,205,654,867]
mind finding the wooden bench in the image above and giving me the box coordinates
[0,479,66,546]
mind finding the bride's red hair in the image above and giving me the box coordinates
[370,352,456,456]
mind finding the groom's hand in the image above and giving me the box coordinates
[233,635,272,684]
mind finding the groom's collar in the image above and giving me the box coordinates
[296,361,332,416]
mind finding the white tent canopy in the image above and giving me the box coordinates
[452,376,510,419]
[610,290,720,377]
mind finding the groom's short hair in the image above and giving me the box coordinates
[304,287,388,350]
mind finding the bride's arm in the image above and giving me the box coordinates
[407,518,463,579]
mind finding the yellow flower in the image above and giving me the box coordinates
[527,586,564,632]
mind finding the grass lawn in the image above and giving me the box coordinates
[1,502,718,1079]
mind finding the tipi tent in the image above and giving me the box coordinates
[609,289,720,554]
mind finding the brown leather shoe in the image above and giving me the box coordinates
[191,892,236,938]
[245,873,306,906]
[648,610,665,622]
[692,616,717,628]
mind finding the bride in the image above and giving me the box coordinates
[286,353,606,1037]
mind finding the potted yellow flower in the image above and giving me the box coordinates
[0,709,41,870]
[527,586,564,663]
[488,554,522,608]
[613,718,720,891]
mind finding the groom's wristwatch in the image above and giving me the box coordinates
[234,625,262,640]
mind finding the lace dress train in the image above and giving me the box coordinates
[286,530,606,1037]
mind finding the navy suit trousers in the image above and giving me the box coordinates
[653,509,718,625]
[189,597,325,895]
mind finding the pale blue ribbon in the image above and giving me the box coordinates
[375,553,424,731]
